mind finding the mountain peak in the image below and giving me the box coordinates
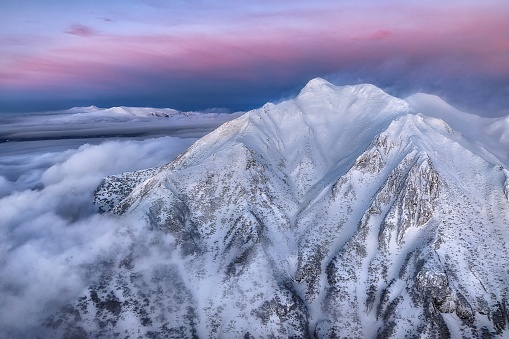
[294,80,410,129]
[300,77,334,92]
[299,78,388,98]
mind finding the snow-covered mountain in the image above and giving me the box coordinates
[62,105,232,120]
[48,79,509,338]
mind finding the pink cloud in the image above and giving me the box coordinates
[367,30,394,40]
[349,29,394,42]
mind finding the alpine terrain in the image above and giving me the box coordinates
[47,79,509,338]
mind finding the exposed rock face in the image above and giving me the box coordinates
[49,79,509,338]
[93,167,161,213]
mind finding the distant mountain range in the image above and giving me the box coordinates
[47,78,509,338]
[0,106,241,143]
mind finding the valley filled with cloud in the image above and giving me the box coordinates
[0,110,232,336]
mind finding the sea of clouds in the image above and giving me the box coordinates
[0,108,238,336]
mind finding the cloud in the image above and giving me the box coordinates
[0,176,12,197]
[0,135,196,337]
[359,29,394,41]
[65,24,97,37]
[0,108,241,336]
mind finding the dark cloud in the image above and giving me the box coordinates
[65,24,97,37]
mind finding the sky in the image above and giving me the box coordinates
[1,0,509,116]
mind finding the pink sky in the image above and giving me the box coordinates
[1,1,508,115]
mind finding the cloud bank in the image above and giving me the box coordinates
[0,136,197,337]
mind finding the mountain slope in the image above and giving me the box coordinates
[406,92,509,166]
[52,79,509,338]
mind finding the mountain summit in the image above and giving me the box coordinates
[53,79,509,338]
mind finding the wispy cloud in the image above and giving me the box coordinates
[359,29,394,41]
[65,24,97,37]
